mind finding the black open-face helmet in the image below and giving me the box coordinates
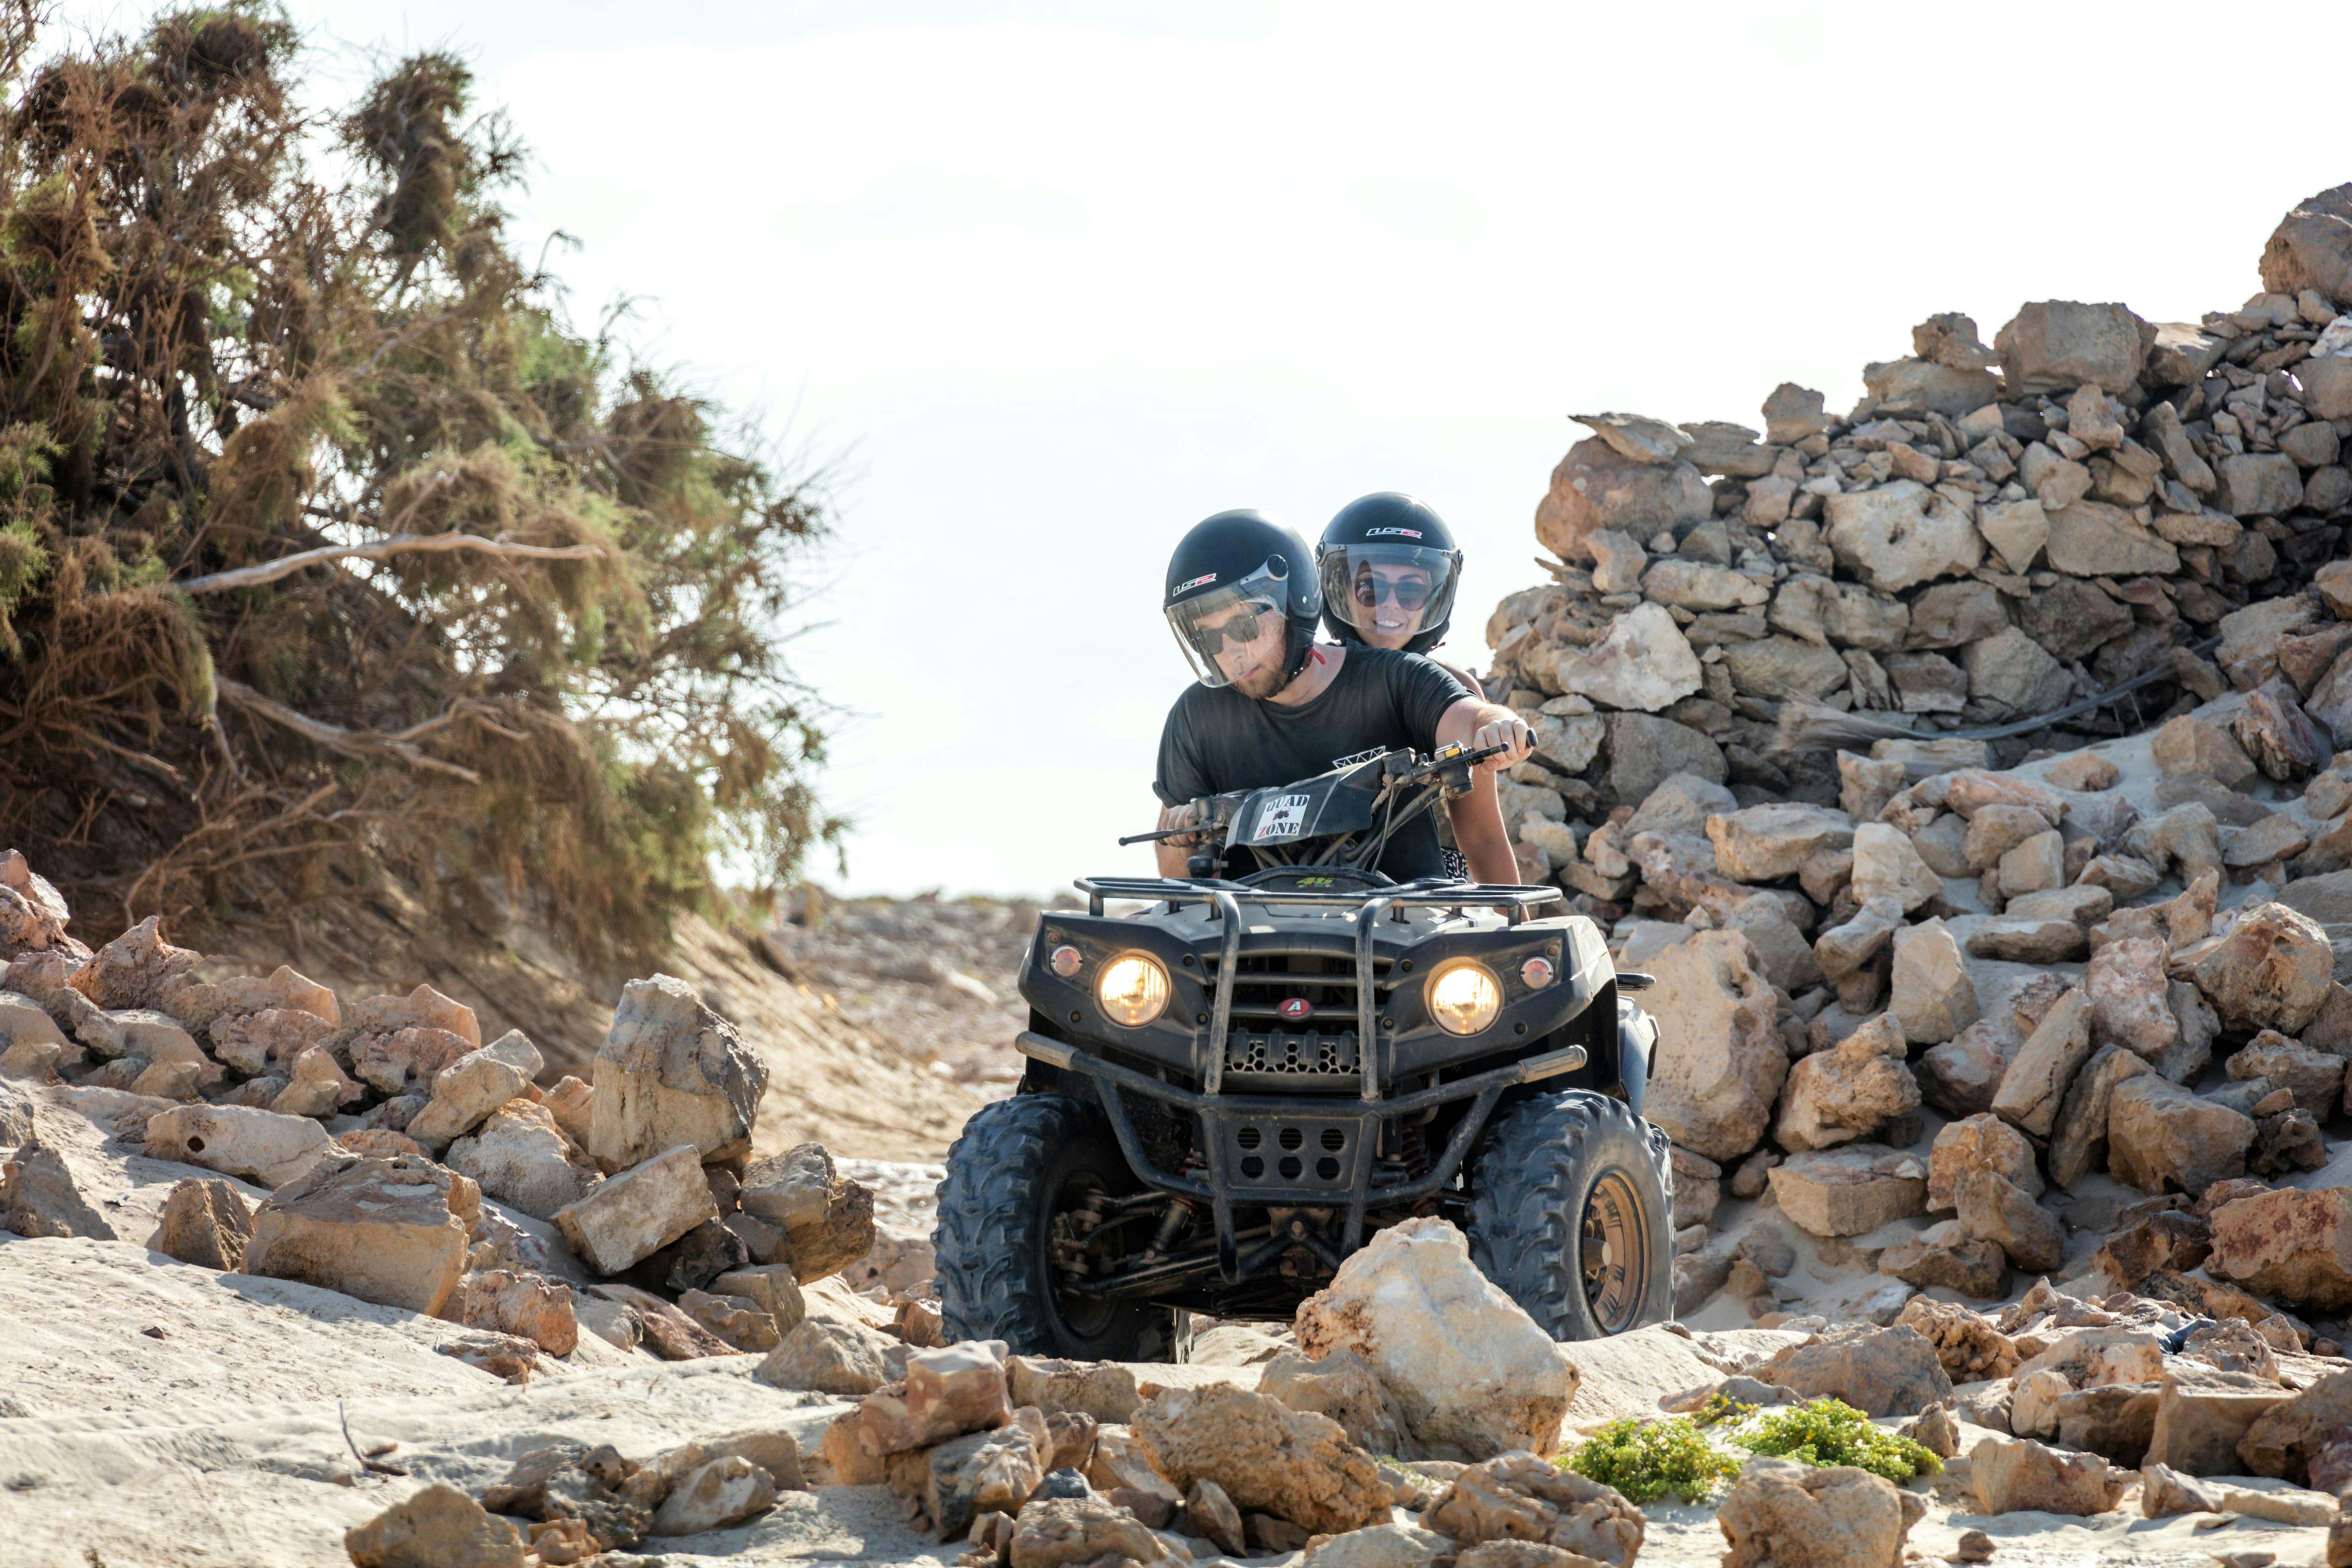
[1163,509,1321,690]
[1317,493,1462,655]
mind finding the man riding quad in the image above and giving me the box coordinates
[929,505,1675,1360]
[1153,508,1534,876]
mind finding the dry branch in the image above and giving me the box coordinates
[216,680,483,783]
[177,533,603,595]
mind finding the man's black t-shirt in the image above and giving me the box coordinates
[1153,646,1471,881]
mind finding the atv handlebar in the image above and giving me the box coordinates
[1120,742,1511,850]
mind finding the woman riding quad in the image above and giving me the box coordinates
[1316,493,1519,883]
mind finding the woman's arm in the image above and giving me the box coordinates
[1427,658,1526,883]
[1446,764,1521,883]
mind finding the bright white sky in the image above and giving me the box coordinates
[58,1,2352,895]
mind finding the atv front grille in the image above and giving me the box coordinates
[1224,1028,1359,1077]
[1202,950,1398,1021]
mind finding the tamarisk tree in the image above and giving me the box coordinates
[0,5,837,960]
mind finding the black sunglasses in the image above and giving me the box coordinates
[1353,571,1434,612]
[1192,603,1274,654]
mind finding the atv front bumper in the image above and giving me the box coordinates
[1016,1026,1587,1281]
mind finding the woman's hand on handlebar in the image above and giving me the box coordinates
[1471,713,1534,773]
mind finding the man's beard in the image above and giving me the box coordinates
[1232,660,1289,700]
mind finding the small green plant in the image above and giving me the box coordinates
[1691,1391,1756,1428]
[1736,1399,1941,1481]
[1559,1416,1742,1504]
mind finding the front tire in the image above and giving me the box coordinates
[932,1093,1176,1359]
[1466,1090,1674,1340]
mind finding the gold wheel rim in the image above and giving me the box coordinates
[1581,1170,1648,1333]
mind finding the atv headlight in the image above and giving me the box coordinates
[1097,954,1170,1027]
[1427,959,1502,1036]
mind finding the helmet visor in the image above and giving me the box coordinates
[1168,561,1293,688]
[1319,543,1458,644]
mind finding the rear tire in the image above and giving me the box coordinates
[932,1093,1177,1359]
[1466,1090,1674,1340]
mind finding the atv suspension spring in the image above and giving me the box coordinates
[1398,1120,1431,1181]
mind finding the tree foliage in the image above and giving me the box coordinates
[0,3,838,961]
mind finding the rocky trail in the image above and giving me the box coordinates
[16,186,2352,1567]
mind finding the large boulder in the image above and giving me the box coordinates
[2145,1363,2293,1477]
[445,1100,603,1221]
[1,1130,114,1239]
[1606,720,1728,811]
[1968,1435,2115,1515]
[1552,604,1704,714]
[2107,1075,2254,1196]
[1257,1349,1409,1458]
[1707,804,1853,883]
[2047,1045,2155,1190]
[143,1103,335,1189]
[2237,1369,2352,1483]
[587,975,770,1170]
[2187,903,2334,1035]
[553,1144,721,1276]
[1421,1453,1645,1567]
[1989,986,2093,1138]
[757,1318,895,1394]
[405,1031,541,1151]
[246,1153,478,1316]
[1534,437,1711,565]
[1954,1170,2063,1274]
[1755,1325,1952,1418]
[1007,1497,1172,1568]
[1889,919,1976,1044]
[858,1341,1011,1456]
[1768,1145,1925,1237]
[738,1142,878,1283]
[1926,1114,2038,1212]
[1132,1383,1391,1537]
[1293,1217,1574,1459]
[1716,1457,1923,1568]
[2206,1187,2352,1312]
[2085,938,2176,1059]
[1849,823,1941,913]
[155,1176,252,1269]
[1775,1013,1919,1153]
[345,1484,524,1568]
[2260,186,2352,307]
[1894,1296,2018,1382]
[1823,482,1983,591]
[1639,931,1786,1162]
[1995,301,2150,395]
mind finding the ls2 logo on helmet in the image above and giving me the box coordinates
[1363,527,1423,539]
[1277,997,1314,1021]
[1173,573,1218,592]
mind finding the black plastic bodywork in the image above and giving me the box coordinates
[1014,871,1650,1313]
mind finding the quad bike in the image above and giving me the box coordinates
[931,740,1674,1359]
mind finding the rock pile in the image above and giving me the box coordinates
[0,850,926,1382]
[1489,184,2352,893]
[346,1425,807,1564]
[1464,192,2352,1357]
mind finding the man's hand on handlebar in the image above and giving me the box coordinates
[1471,713,1534,773]
[1155,800,1204,849]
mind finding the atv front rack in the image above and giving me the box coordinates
[1037,875,1574,1284]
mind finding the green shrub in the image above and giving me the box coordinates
[1559,1416,1742,1504]
[1691,1391,1756,1428]
[1736,1398,1941,1481]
